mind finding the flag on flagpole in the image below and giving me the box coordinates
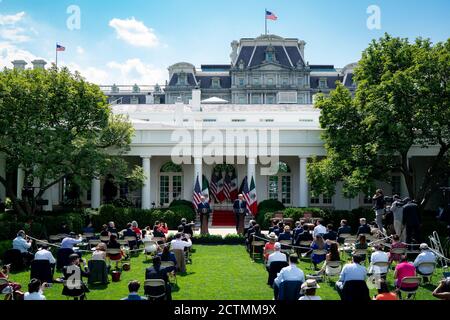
[229,170,239,201]
[192,175,203,210]
[210,171,219,202]
[56,44,66,52]
[242,176,251,213]
[202,175,210,202]
[223,171,232,200]
[239,176,248,195]
[265,10,278,21]
[248,176,258,216]
[216,171,226,203]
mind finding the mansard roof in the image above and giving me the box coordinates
[197,76,232,89]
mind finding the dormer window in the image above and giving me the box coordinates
[177,72,187,86]
[319,78,328,89]
[212,78,221,89]
[132,84,140,93]
[265,46,276,63]
[238,60,245,70]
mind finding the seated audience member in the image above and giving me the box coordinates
[60,232,83,249]
[158,245,177,272]
[273,222,284,237]
[313,219,327,238]
[413,243,436,281]
[107,221,118,235]
[267,242,287,269]
[389,234,407,263]
[122,280,147,300]
[62,254,90,300]
[60,223,71,235]
[432,278,450,300]
[264,233,278,261]
[273,255,305,299]
[294,227,314,254]
[337,220,352,244]
[179,218,194,237]
[357,218,371,236]
[34,244,56,271]
[0,264,22,295]
[82,223,95,235]
[245,220,257,248]
[317,241,340,275]
[171,232,192,251]
[323,224,338,241]
[353,234,369,260]
[374,279,398,300]
[311,235,328,270]
[293,220,305,240]
[152,224,166,238]
[248,224,263,251]
[278,225,292,241]
[335,254,367,298]
[122,223,138,248]
[158,219,169,234]
[141,229,152,241]
[268,220,279,234]
[12,230,34,265]
[145,256,172,300]
[394,255,418,299]
[299,279,321,300]
[107,234,124,261]
[131,221,142,238]
[100,224,110,237]
[24,278,46,300]
[92,243,107,261]
[368,245,389,275]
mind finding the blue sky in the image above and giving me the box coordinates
[0,0,449,84]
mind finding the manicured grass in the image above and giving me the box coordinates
[6,245,445,300]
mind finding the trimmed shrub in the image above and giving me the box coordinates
[169,200,194,209]
[0,240,12,260]
[191,233,245,245]
[256,199,285,228]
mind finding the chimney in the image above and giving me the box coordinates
[11,60,27,70]
[191,88,201,112]
[31,59,47,70]
[298,41,306,59]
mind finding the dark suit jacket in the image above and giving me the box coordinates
[197,202,212,215]
[122,228,137,238]
[403,203,421,226]
[337,225,352,236]
[323,230,338,241]
[357,224,371,235]
[145,266,169,283]
[278,232,292,241]
[233,200,248,214]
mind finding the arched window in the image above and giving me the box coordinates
[159,162,183,207]
[268,162,292,205]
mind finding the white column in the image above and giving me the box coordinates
[299,157,309,207]
[42,184,53,212]
[247,157,256,185]
[194,157,202,191]
[17,167,25,200]
[51,182,60,206]
[142,157,151,209]
[91,178,101,209]
[0,154,5,200]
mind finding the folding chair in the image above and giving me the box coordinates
[82,233,95,240]
[390,247,407,258]
[49,235,61,243]
[62,280,87,300]
[124,236,138,250]
[251,241,265,261]
[324,260,342,281]
[310,249,328,270]
[279,240,293,254]
[172,249,186,273]
[144,279,167,301]
[161,261,177,285]
[30,260,53,283]
[397,277,421,300]
[152,237,166,245]
[106,248,123,269]
[298,241,312,260]
[370,261,390,278]
[100,236,110,243]
[0,278,14,300]
[3,249,25,271]
[88,260,109,285]
[88,239,101,249]
[143,240,158,260]
[416,261,436,282]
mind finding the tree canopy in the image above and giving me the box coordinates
[308,34,450,206]
[0,65,143,215]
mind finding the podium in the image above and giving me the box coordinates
[200,210,209,235]
[237,213,245,235]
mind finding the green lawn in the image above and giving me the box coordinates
[6,245,445,300]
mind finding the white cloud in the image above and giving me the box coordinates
[106,58,167,84]
[0,42,43,69]
[0,28,30,43]
[109,17,160,48]
[76,46,85,55]
[0,11,26,25]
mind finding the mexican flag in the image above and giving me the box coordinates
[202,175,210,202]
[216,171,226,203]
[247,176,258,216]
[229,170,239,201]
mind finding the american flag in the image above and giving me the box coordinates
[210,172,218,202]
[56,44,66,52]
[192,175,203,210]
[242,176,251,212]
[223,172,232,200]
[265,10,278,21]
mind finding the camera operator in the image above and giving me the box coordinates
[391,195,406,241]
[372,189,386,232]
[432,278,450,300]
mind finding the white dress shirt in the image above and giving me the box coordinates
[171,238,192,250]
[34,248,56,264]
[274,264,305,287]
[369,250,389,274]
[313,224,327,237]
[13,236,31,253]
[338,263,367,284]
[267,251,287,266]
[60,236,82,249]
[414,250,436,274]
[24,291,46,300]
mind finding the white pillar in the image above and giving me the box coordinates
[194,157,202,190]
[142,157,151,209]
[0,154,5,201]
[42,184,53,212]
[91,178,101,209]
[51,182,60,206]
[299,157,309,207]
[17,167,25,200]
[247,157,256,185]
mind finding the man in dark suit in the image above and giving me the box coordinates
[323,224,338,241]
[233,194,248,233]
[197,196,211,235]
[178,218,194,237]
[122,223,138,248]
[356,218,371,235]
[403,199,421,244]
[145,256,172,300]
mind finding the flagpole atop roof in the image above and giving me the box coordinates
[55,43,58,69]
[265,8,267,35]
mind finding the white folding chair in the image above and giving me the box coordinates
[324,260,342,281]
[144,279,167,300]
[371,261,390,277]
[251,241,265,261]
[416,261,436,281]
[398,277,421,300]
[160,260,177,285]
[310,249,328,269]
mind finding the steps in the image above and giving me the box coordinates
[211,210,236,227]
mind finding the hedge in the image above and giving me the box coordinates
[256,199,286,228]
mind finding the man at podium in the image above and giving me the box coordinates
[233,194,248,235]
[197,196,211,235]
